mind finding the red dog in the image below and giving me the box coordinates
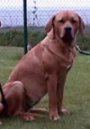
[0,11,85,121]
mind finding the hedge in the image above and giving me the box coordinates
[0,26,90,51]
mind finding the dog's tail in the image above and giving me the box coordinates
[0,83,7,106]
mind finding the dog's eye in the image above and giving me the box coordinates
[71,19,77,24]
[58,19,65,24]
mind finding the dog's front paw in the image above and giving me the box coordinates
[49,111,60,121]
[18,112,35,121]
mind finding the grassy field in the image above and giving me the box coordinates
[0,46,90,129]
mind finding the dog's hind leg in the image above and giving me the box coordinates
[3,81,25,116]
[6,81,36,121]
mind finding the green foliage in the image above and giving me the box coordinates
[0,30,24,47]
[77,33,90,50]
[28,30,46,46]
[0,27,46,47]
[0,26,90,50]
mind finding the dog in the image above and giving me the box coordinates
[0,11,85,121]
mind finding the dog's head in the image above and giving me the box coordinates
[45,11,85,46]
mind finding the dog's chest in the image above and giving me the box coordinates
[44,53,74,76]
[42,42,76,76]
[52,51,74,71]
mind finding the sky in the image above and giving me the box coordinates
[0,0,90,9]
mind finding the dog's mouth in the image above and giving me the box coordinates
[61,32,74,45]
[61,27,74,45]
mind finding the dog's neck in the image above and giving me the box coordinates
[42,35,76,68]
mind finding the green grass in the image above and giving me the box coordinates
[0,46,90,129]
[0,46,23,84]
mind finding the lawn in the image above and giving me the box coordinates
[0,46,90,129]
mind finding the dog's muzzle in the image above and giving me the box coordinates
[61,27,74,45]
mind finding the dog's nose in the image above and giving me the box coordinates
[65,27,72,33]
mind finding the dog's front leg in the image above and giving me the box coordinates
[47,73,60,121]
[57,75,71,116]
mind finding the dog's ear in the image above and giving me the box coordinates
[78,16,85,34]
[45,15,55,33]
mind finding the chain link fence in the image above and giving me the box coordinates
[27,0,90,26]
[0,0,90,57]
[0,0,90,27]
[26,0,90,53]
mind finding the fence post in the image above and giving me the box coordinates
[23,0,28,54]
